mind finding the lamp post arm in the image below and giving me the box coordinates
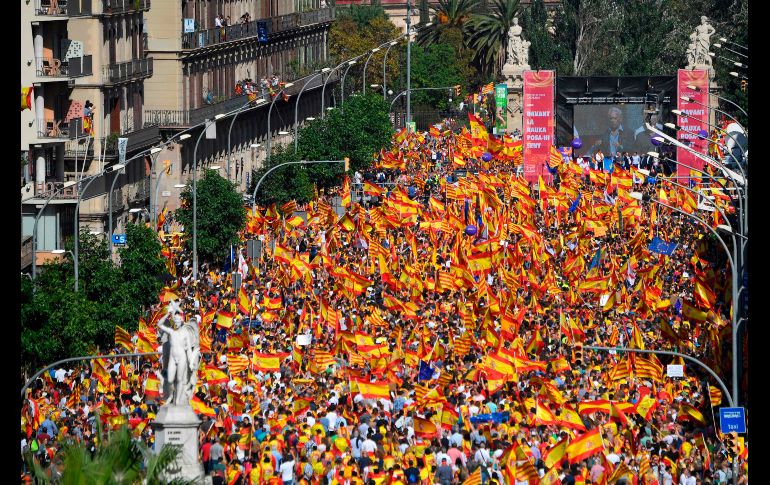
[295,72,324,154]
[584,345,734,407]
[660,178,735,238]
[251,160,346,215]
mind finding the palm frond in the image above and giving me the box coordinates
[142,441,185,485]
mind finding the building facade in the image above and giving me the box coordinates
[22,0,159,271]
[143,0,336,207]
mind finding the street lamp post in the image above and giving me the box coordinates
[251,160,346,216]
[631,191,740,406]
[708,51,748,69]
[340,59,358,108]
[31,181,76,280]
[362,48,380,95]
[718,37,748,52]
[321,61,348,118]
[680,95,746,134]
[153,133,192,230]
[295,70,329,154]
[383,40,400,100]
[712,42,748,59]
[226,98,268,181]
[191,118,220,280]
[686,84,748,119]
[668,112,747,162]
[266,83,294,159]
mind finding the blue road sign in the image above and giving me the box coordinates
[719,407,746,434]
[112,234,127,245]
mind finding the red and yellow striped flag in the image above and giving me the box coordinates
[566,428,604,463]
[216,311,235,329]
[463,467,482,485]
[190,396,216,417]
[144,374,161,399]
[204,365,229,385]
[252,353,282,372]
[314,350,336,371]
[114,325,133,351]
[227,354,249,374]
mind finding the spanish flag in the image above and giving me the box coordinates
[144,374,161,399]
[678,403,707,425]
[352,379,391,399]
[341,176,351,209]
[566,428,604,464]
[544,437,569,469]
[190,396,216,417]
[204,365,229,385]
[216,311,235,329]
[252,353,281,372]
[412,417,439,439]
[22,86,33,111]
[237,288,250,315]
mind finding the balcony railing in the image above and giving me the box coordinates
[102,57,153,85]
[101,0,150,15]
[143,70,339,128]
[181,7,335,50]
[38,118,70,139]
[36,0,68,16]
[36,56,93,78]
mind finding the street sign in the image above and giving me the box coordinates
[112,234,127,245]
[719,407,746,434]
[184,18,195,33]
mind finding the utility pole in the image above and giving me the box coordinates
[405,0,412,133]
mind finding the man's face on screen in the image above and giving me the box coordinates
[608,109,622,130]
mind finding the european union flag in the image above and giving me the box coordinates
[469,412,510,424]
[568,192,582,213]
[648,237,678,256]
[418,361,435,381]
[589,247,602,270]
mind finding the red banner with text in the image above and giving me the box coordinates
[676,69,710,178]
[522,71,555,185]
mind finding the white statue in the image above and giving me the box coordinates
[505,17,529,68]
[157,301,201,407]
[687,16,715,68]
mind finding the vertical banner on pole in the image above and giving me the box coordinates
[522,70,555,185]
[493,83,508,135]
[677,69,709,180]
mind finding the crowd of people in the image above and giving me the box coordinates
[235,76,286,101]
[21,115,747,485]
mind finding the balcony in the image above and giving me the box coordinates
[101,0,150,16]
[38,118,71,140]
[35,0,68,16]
[143,70,339,128]
[181,7,335,51]
[35,55,93,78]
[102,57,153,85]
[68,0,93,16]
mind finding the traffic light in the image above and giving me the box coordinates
[573,342,584,366]
[454,85,461,96]
[740,79,747,92]
[344,157,350,172]
[723,432,737,457]
[163,159,171,175]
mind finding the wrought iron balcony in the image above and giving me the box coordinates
[102,57,153,85]
[181,7,335,51]
[101,0,150,15]
[35,55,93,78]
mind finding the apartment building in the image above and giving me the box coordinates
[21,0,159,271]
[142,0,336,202]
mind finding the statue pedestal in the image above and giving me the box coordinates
[686,63,715,81]
[502,64,528,139]
[152,405,206,483]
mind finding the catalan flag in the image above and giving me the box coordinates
[314,350,336,371]
[709,386,722,406]
[114,325,133,351]
[227,354,249,374]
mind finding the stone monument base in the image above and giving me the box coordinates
[502,64,528,139]
[152,405,206,484]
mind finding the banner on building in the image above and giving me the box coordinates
[493,83,508,135]
[118,137,128,165]
[522,71,555,184]
[676,69,709,179]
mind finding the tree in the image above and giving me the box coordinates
[26,424,190,485]
[175,169,246,266]
[416,0,479,47]
[410,42,465,111]
[465,0,524,76]
[520,0,573,73]
[250,145,315,206]
[118,222,166,315]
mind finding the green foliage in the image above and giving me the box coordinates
[250,146,315,206]
[520,0,572,73]
[251,94,392,206]
[118,223,165,313]
[416,0,479,47]
[410,43,465,110]
[336,2,388,29]
[175,169,246,265]
[465,0,523,76]
[27,425,191,485]
[21,226,168,372]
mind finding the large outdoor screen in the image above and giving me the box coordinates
[573,104,660,157]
